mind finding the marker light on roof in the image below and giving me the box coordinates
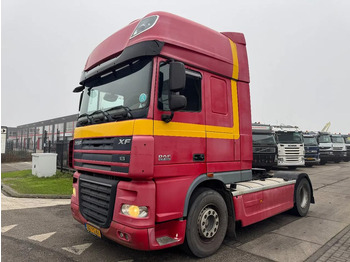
[130,15,159,39]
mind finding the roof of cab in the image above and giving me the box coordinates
[84,11,249,82]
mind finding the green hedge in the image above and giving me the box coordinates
[1,151,32,163]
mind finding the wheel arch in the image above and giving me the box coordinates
[183,173,244,239]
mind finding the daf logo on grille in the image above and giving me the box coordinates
[74,140,82,146]
[118,138,131,145]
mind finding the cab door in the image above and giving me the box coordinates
[154,59,206,173]
[153,58,206,222]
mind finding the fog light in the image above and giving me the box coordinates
[121,204,148,218]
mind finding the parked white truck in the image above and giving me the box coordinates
[331,134,347,163]
[272,125,305,169]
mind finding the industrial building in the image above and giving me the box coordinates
[4,114,78,153]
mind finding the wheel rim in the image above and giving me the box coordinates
[197,206,219,239]
[300,186,309,209]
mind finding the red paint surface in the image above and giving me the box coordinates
[234,184,295,226]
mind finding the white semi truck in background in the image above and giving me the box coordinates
[317,132,334,165]
[272,125,305,169]
[331,134,347,163]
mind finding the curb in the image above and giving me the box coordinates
[1,184,71,199]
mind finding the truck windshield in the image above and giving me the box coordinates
[79,57,153,123]
[276,132,303,144]
[303,137,318,146]
[331,136,345,143]
[318,135,331,143]
[252,133,276,145]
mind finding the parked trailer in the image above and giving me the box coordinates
[70,12,314,257]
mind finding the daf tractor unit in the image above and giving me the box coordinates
[252,124,277,169]
[272,125,305,169]
[317,132,334,165]
[70,12,314,257]
[331,134,347,163]
[302,133,320,167]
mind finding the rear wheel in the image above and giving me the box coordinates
[184,188,228,258]
[292,178,311,216]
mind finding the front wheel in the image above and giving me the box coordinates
[184,188,228,257]
[292,178,311,217]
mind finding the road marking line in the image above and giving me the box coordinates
[28,232,56,242]
[2,224,18,233]
[62,243,92,255]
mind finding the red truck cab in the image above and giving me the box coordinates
[70,12,314,257]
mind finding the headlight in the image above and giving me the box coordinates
[121,204,148,218]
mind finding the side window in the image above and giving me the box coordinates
[158,63,202,112]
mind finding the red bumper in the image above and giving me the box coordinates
[71,202,186,251]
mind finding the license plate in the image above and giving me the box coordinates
[85,224,101,238]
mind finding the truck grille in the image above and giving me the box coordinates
[253,147,276,153]
[333,147,343,151]
[285,147,301,155]
[79,174,118,228]
[253,153,276,166]
[73,136,132,176]
[285,156,301,162]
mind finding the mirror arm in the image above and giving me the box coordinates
[161,111,174,123]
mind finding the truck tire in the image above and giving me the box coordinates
[184,188,228,257]
[292,178,311,217]
[320,160,326,165]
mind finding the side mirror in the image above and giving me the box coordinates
[169,62,186,92]
[161,61,187,123]
[73,85,84,93]
[169,94,187,111]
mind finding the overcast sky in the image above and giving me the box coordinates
[2,0,349,133]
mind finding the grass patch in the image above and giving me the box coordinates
[1,169,73,195]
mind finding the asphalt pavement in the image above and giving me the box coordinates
[1,161,350,261]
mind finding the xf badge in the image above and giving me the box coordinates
[118,138,131,145]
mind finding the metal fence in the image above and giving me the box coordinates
[4,138,72,171]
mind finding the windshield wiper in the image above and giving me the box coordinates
[105,105,133,121]
[77,113,92,126]
[77,106,133,127]
[89,110,110,124]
